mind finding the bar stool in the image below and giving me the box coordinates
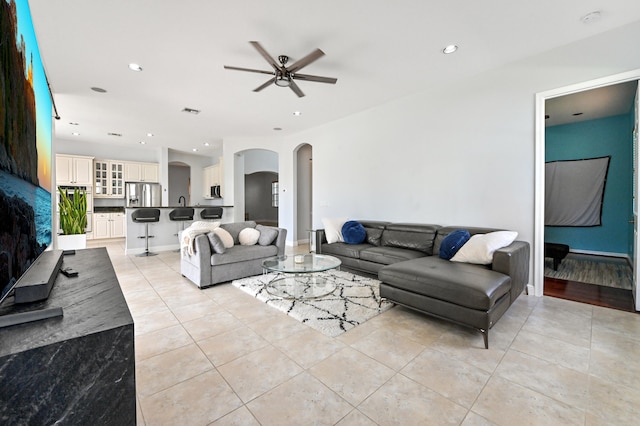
[169,208,194,250]
[200,207,223,220]
[169,208,195,231]
[132,209,161,257]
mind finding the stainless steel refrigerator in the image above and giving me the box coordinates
[125,182,162,207]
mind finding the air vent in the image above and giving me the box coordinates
[107,132,122,137]
[182,107,200,115]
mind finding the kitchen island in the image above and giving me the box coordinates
[124,206,233,255]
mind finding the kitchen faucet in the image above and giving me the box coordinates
[178,196,186,207]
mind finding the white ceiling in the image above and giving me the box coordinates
[28,1,640,156]
[545,80,638,127]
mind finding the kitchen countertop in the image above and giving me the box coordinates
[124,205,234,209]
[94,206,125,213]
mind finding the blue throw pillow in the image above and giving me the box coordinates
[342,220,366,244]
[439,229,471,260]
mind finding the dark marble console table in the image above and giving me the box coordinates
[0,247,135,425]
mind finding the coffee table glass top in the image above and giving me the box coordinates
[262,254,341,274]
[262,254,341,299]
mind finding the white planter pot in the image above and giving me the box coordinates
[57,234,87,250]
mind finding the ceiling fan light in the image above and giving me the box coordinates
[275,74,291,87]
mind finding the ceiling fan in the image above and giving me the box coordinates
[224,41,337,98]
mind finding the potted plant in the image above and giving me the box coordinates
[57,186,88,250]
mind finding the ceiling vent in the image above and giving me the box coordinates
[182,107,200,115]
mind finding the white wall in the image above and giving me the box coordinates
[243,149,278,174]
[223,20,640,275]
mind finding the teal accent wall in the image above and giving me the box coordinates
[545,113,633,255]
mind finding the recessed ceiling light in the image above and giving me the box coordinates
[146,133,154,137]
[72,132,80,136]
[69,122,79,126]
[581,11,602,24]
[91,87,107,93]
[192,148,198,152]
[182,107,200,115]
[442,45,458,54]
[139,141,146,145]
[128,63,143,72]
[203,142,210,147]
[293,111,302,116]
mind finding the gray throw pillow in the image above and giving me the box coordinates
[206,231,226,254]
[256,224,278,246]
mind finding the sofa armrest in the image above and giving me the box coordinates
[492,241,530,303]
[190,234,212,266]
[273,227,288,256]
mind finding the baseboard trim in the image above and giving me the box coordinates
[569,248,630,262]
[125,244,177,255]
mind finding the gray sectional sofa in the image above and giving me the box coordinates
[317,221,530,348]
[181,221,287,288]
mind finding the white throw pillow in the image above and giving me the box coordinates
[450,231,518,265]
[322,217,348,244]
[239,227,260,246]
[213,227,234,248]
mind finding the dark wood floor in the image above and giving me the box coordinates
[544,277,637,313]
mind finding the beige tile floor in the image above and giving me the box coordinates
[89,238,640,426]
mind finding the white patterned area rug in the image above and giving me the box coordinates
[232,269,393,337]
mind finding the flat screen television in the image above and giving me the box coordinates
[0,0,53,309]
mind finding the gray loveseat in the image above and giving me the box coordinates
[181,220,287,288]
[317,221,530,348]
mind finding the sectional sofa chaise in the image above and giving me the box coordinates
[316,221,530,348]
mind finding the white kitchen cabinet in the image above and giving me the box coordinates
[56,154,93,186]
[111,213,126,237]
[93,213,111,239]
[94,160,124,198]
[202,157,223,198]
[124,162,159,182]
[93,212,125,239]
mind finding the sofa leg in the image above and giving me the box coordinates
[481,329,489,349]
[378,297,387,308]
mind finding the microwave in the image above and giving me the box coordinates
[210,185,221,198]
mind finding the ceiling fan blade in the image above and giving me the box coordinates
[292,73,337,84]
[289,80,305,97]
[253,77,276,92]
[288,49,325,73]
[224,65,275,76]
[250,41,283,72]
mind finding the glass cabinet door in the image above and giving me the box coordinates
[110,162,124,196]
[94,161,108,195]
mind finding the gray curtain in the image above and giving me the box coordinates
[545,156,610,226]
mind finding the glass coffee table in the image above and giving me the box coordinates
[261,254,342,299]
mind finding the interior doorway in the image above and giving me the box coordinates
[295,144,313,249]
[234,149,279,225]
[245,171,278,226]
[168,162,191,206]
[534,69,640,312]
